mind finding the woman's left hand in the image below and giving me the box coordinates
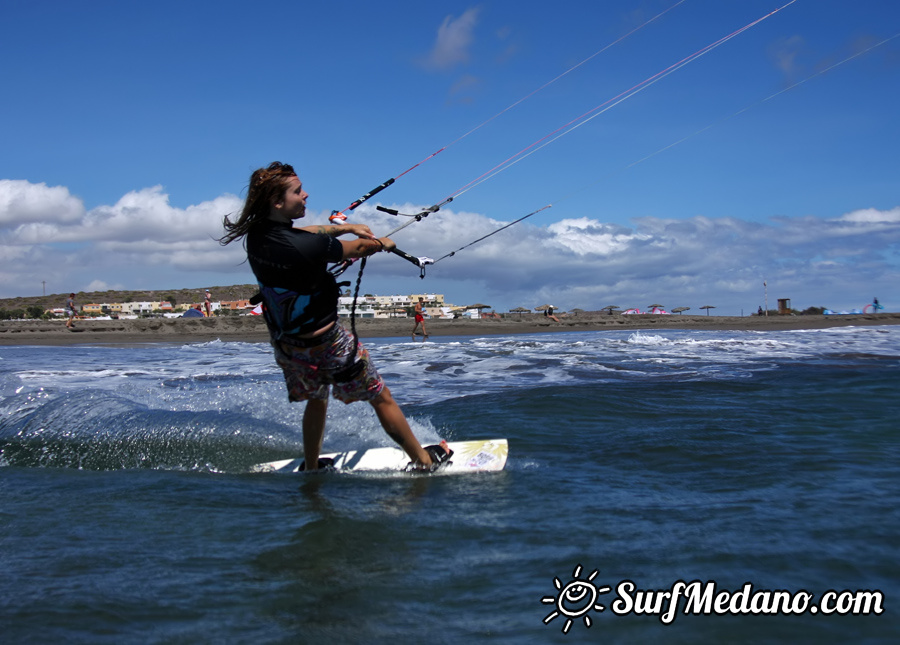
[344,223,375,239]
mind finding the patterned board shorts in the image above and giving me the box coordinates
[271,323,385,403]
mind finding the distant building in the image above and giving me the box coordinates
[218,300,254,312]
[55,292,456,319]
[338,293,453,319]
[409,293,445,307]
[81,303,110,315]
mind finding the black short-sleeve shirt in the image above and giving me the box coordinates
[246,220,344,336]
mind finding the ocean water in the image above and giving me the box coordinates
[1,326,897,643]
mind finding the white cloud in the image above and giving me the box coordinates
[546,217,651,255]
[3,186,243,246]
[0,179,85,226]
[348,201,900,313]
[86,279,124,292]
[421,8,480,70]
[1,178,897,314]
[835,207,900,224]
[80,188,241,243]
[768,35,806,78]
[0,180,245,296]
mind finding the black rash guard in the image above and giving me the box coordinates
[246,220,344,339]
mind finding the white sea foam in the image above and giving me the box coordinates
[3,325,898,415]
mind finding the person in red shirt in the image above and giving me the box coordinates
[412,297,429,339]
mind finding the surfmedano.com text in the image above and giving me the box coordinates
[612,580,884,624]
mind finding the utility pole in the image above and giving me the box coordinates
[764,280,768,317]
[42,281,46,296]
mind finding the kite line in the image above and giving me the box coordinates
[327,0,688,224]
[349,0,799,275]
[425,26,900,272]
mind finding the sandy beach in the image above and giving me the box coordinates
[1,311,898,346]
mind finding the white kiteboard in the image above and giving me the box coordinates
[250,438,508,475]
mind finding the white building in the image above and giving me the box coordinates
[337,293,453,319]
[337,296,377,318]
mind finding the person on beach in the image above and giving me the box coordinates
[65,293,77,329]
[545,305,560,323]
[204,290,212,317]
[412,297,429,338]
[219,161,450,471]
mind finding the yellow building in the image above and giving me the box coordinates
[409,293,445,306]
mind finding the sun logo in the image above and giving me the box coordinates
[541,565,611,633]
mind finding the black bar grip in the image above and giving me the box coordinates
[391,247,422,267]
[348,178,395,211]
[376,206,400,215]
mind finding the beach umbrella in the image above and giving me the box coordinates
[509,307,530,314]
[672,306,690,314]
[648,303,664,309]
[534,304,557,311]
[700,305,716,316]
[466,303,491,310]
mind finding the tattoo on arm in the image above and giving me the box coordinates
[299,224,342,236]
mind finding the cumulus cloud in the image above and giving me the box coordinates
[0,179,245,296]
[545,218,651,255]
[78,187,240,243]
[86,279,123,292]
[348,200,900,312]
[421,8,480,70]
[0,180,85,226]
[1,178,897,313]
[2,185,242,246]
[835,206,900,224]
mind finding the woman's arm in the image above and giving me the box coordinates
[299,223,375,239]
[298,222,395,260]
[340,236,396,260]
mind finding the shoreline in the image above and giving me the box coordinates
[1,312,898,346]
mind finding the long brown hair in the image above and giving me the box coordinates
[219,162,297,245]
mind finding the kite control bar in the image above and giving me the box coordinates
[391,247,434,279]
[329,245,433,279]
[327,204,440,279]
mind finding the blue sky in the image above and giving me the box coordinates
[1,0,898,314]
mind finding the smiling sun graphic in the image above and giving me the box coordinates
[541,565,611,633]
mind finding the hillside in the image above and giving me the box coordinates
[0,285,259,312]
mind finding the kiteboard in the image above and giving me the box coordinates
[250,438,508,475]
